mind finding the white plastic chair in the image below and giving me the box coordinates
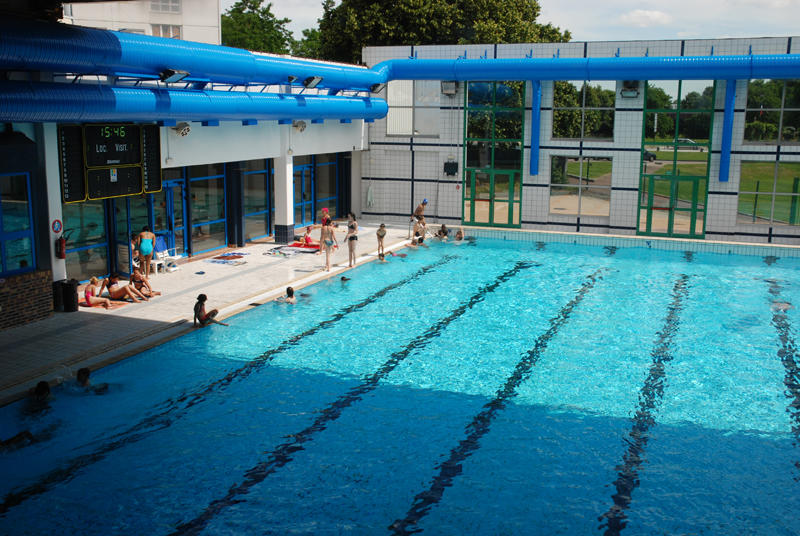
[154,236,181,272]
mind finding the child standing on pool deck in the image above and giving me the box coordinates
[376,223,386,256]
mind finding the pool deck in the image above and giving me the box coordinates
[0,222,415,406]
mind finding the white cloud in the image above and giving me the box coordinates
[619,9,674,28]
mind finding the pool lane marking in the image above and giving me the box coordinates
[766,279,800,477]
[169,260,538,536]
[0,256,457,516]
[389,267,607,536]
[598,274,690,536]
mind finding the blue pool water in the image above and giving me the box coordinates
[1,238,799,535]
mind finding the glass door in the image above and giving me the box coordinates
[154,180,187,256]
[293,165,314,227]
[638,175,707,238]
[463,170,520,226]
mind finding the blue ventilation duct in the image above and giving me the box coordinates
[371,54,800,82]
[0,18,382,91]
[3,18,800,93]
[0,81,387,122]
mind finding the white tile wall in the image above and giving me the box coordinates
[362,36,800,246]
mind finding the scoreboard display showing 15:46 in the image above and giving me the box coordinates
[84,124,142,167]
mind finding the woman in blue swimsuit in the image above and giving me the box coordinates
[137,226,156,278]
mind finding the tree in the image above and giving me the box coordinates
[291,28,322,59]
[318,0,570,64]
[221,0,293,54]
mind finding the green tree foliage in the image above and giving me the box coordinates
[291,28,322,58]
[552,82,615,139]
[318,0,570,64]
[221,0,293,54]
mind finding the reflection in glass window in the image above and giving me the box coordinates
[745,79,800,144]
[549,156,612,216]
[738,160,800,225]
[387,80,440,137]
[552,80,615,140]
[1,173,34,274]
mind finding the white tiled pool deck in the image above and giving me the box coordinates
[2,223,799,406]
[0,222,414,406]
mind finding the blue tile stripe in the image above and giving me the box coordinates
[766,278,800,475]
[390,267,607,534]
[598,274,690,535]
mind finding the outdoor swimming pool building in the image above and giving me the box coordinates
[1,15,800,328]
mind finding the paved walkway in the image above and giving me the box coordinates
[0,222,414,406]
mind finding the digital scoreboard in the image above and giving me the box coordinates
[58,123,162,203]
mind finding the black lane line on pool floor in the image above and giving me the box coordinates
[598,274,690,536]
[170,260,538,536]
[0,256,457,516]
[389,267,607,536]
[766,279,800,477]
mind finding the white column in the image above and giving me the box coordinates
[273,143,295,243]
[40,123,67,281]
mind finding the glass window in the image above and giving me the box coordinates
[387,80,440,137]
[0,173,34,274]
[62,199,107,281]
[151,0,180,12]
[244,173,268,213]
[552,81,615,140]
[151,24,181,39]
[190,178,225,223]
[549,156,612,217]
[188,163,224,179]
[738,160,800,225]
[745,79,800,145]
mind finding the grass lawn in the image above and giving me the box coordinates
[655,151,708,162]
[738,162,800,223]
[566,160,612,179]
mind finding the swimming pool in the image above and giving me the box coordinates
[1,236,799,535]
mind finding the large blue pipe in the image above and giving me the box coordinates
[0,81,387,122]
[371,54,800,81]
[3,19,800,93]
[0,18,382,90]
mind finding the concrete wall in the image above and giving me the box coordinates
[62,0,220,45]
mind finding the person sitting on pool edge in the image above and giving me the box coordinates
[193,294,229,327]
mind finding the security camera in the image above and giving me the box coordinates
[292,120,307,132]
[172,122,191,137]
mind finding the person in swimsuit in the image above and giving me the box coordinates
[302,226,318,247]
[84,276,111,309]
[376,223,386,256]
[344,212,358,268]
[455,227,464,241]
[131,266,161,297]
[137,226,157,278]
[320,220,338,272]
[276,286,297,304]
[104,273,148,302]
[193,294,229,327]
[435,224,449,240]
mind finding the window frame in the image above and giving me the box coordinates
[0,172,36,276]
[386,80,441,137]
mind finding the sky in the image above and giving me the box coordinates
[221,0,800,42]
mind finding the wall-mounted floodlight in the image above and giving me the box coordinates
[159,69,190,83]
[620,80,639,98]
[171,122,191,137]
[303,76,323,88]
[370,83,386,93]
[293,120,307,132]
[287,75,297,83]
[441,81,458,95]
